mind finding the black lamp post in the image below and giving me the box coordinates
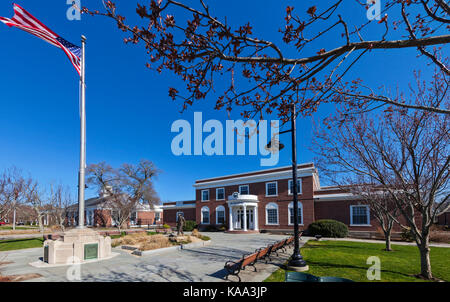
[266,103,308,271]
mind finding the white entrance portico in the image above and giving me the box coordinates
[227,193,259,232]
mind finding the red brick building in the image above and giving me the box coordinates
[66,192,163,228]
[163,163,407,235]
[437,210,449,226]
[161,201,196,227]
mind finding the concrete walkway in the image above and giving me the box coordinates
[0,232,294,282]
[2,233,447,282]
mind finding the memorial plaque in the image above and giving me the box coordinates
[84,243,98,260]
[44,245,49,263]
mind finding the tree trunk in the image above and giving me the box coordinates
[13,207,16,230]
[117,221,122,234]
[60,219,65,232]
[419,240,433,279]
[384,231,392,251]
[38,215,44,234]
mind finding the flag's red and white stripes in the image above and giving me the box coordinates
[0,3,81,75]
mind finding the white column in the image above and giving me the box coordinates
[243,205,247,231]
[228,206,234,231]
[254,206,259,231]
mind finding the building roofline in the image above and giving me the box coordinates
[194,163,315,184]
[161,204,196,210]
[313,193,361,201]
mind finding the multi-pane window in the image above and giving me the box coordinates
[201,207,210,224]
[266,203,279,224]
[155,212,160,222]
[216,206,225,224]
[130,211,137,225]
[201,190,210,201]
[289,202,303,225]
[239,185,249,195]
[288,180,302,195]
[266,182,278,196]
[351,205,370,225]
[216,188,225,200]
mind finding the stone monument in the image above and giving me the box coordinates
[44,228,112,265]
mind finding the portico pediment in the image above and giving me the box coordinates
[227,193,259,203]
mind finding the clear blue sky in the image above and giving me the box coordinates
[0,0,437,203]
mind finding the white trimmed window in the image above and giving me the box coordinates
[130,211,137,225]
[266,203,279,225]
[350,205,370,226]
[288,179,302,195]
[288,202,303,225]
[201,189,210,201]
[216,205,225,224]
[266,182,278,197]
[155,212,161,222]
[201,206,210,224]
[216,188,225,200]
[239,185,249,195]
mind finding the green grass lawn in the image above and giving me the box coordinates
[264,240,450,282]
[0,226,38,230]
[0,238,44,251]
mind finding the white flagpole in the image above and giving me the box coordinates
[77,35,86,228]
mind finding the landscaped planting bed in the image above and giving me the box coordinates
[111,230,211,256]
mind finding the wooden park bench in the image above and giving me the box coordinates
[224,236,298,282]
[285,232,303,248]
[285,236,294,246]
[224,251,259,282]
[271,239,288,256]
[257,237,290,263]
[255,245,272,263]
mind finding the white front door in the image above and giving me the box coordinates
[247,208,254,230]
[235,208,243,229]
[230,205,257,231]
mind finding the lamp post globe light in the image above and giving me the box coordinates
[265,103,308,272]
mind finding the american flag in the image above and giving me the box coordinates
[0,3,81,75]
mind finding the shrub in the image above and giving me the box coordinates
[183,220,198,232]
[200,235,211,241]
[201,225,221,232]
[140,235,172,251]
[191,229,200,237]
[401,228,415,242]
[206,225,218,232]
[430,231,450,243]
[50,225,62,231]
[190,229,210,241]
[307,219,348,238]
[163,224,171,229]
[113,233,173,251]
